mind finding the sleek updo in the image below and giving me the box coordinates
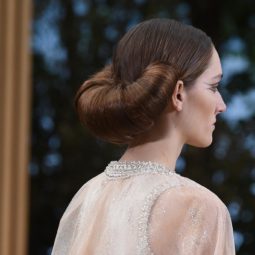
[75,18,213,145]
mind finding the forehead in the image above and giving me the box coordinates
[198,48,222,80]
[199,48,222,80]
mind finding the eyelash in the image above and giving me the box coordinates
[209,83,219,93]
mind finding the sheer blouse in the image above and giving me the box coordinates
[51,161,236,255]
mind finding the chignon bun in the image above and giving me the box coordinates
[75,63,178,144]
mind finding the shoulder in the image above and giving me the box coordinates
[162,174,228,210]
[61,173,105,218]
[146,173,230,229]
[148,177,234,255]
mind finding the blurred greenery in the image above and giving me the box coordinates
[30,0,255,254]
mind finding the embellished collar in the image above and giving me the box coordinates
[104,160,176,178]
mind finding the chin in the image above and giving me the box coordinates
[188,137,213,148]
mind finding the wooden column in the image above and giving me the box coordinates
[0,0,32,255]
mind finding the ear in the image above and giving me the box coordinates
[172,80,185,111]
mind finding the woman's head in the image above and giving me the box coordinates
[75,18,224,145]
[169,47,226,148]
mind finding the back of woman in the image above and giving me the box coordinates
[52,161,235,254]
[51,18,236,254]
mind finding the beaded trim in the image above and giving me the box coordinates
[137,181,184,254]
[104,160,176,178]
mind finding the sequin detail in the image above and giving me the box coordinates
[104,160,176,179]
[178,198,209,254]
[137,181,183,255]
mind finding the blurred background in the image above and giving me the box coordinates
[1,0,255,254]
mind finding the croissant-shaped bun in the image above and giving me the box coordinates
[75,63,178,144]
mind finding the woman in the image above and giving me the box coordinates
[52,18,236,254]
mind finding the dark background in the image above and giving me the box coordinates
[30,0,255,254]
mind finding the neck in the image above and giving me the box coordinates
[119,124,184,171]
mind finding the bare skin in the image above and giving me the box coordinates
[119,48,226,171]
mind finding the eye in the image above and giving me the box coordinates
[209,83,219,93]
[210,86,218,93]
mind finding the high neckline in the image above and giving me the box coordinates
[104,160,176,178]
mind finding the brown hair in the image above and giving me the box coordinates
[75,18,213,145]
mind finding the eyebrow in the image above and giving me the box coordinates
[212,73,223,80]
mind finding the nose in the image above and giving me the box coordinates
[216,93,227,114]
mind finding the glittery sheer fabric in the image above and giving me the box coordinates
[51,161,236,255]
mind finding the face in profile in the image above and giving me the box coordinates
[181,47,226,147]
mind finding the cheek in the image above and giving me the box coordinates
[182,91,217,147]
[184,95,215,132]
[193,94,215,119]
